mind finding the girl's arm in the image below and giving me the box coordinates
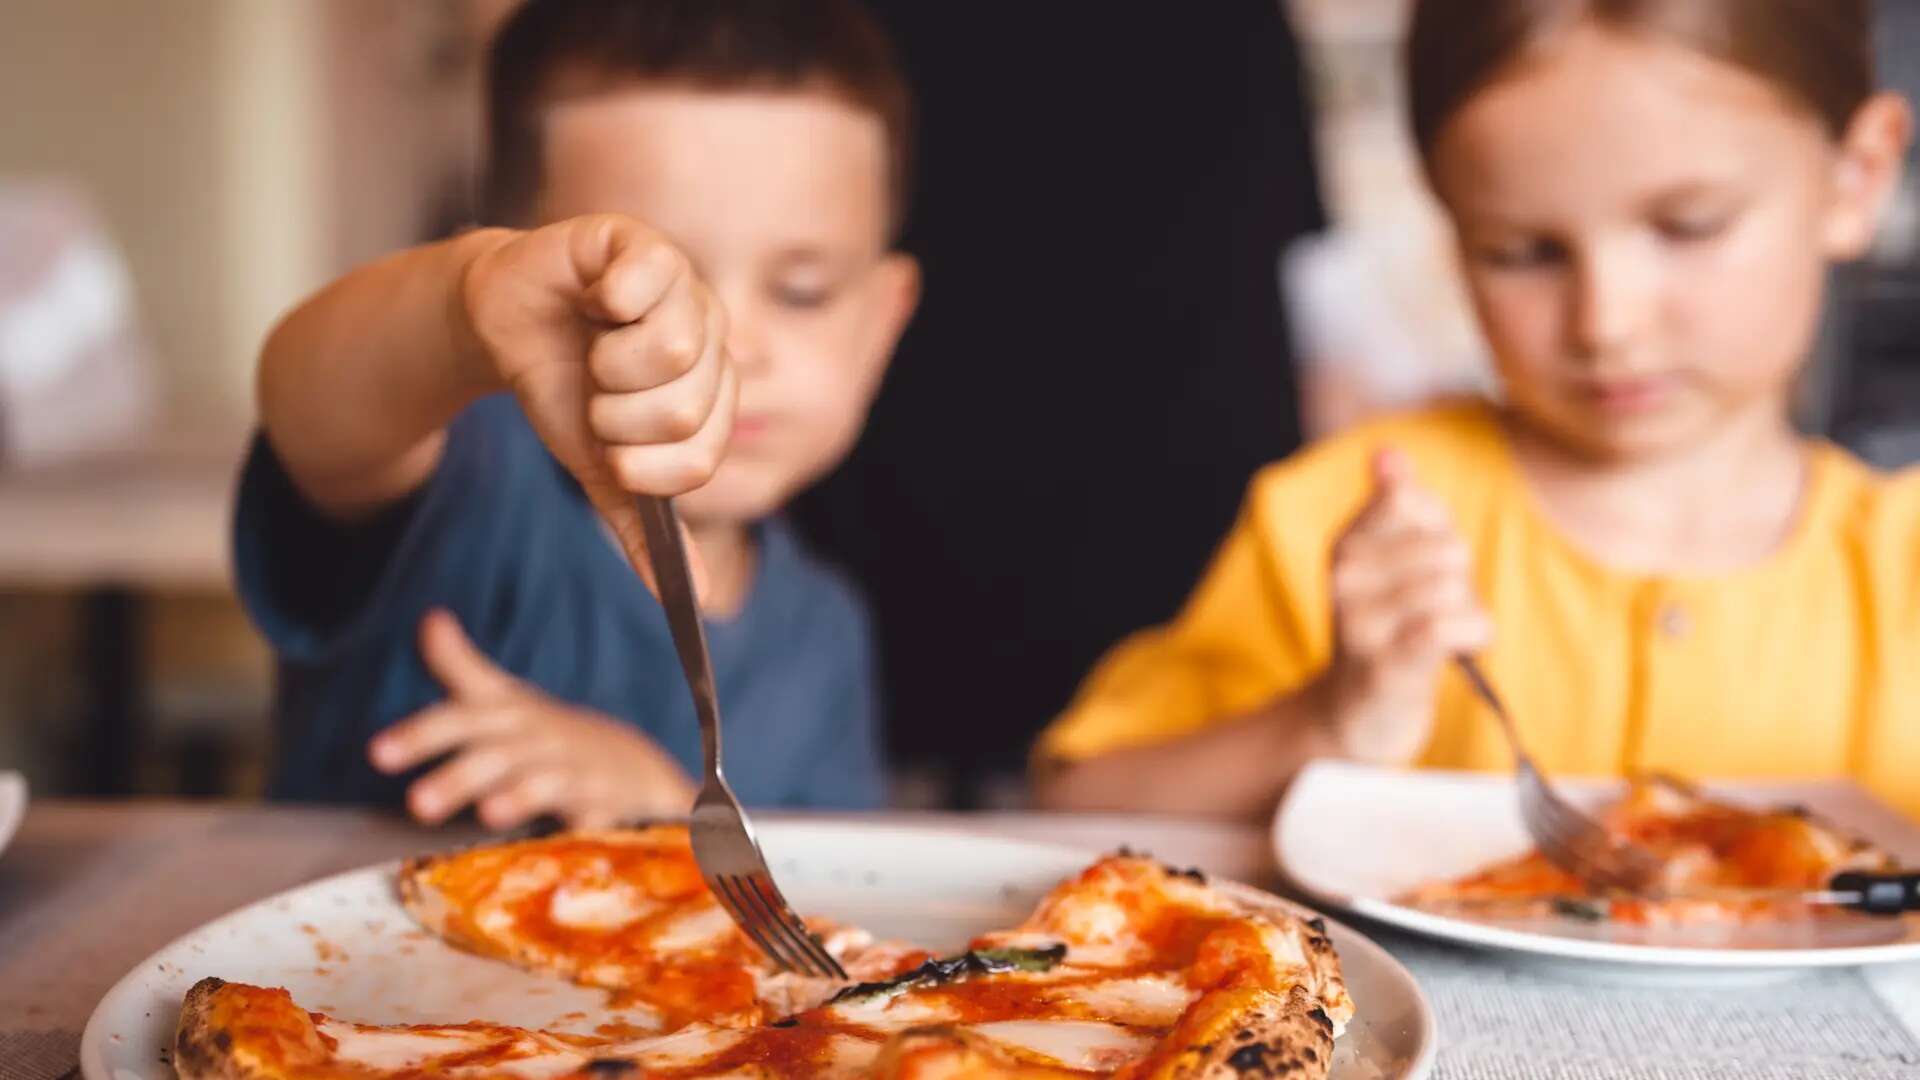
[1032,451,1490,820]
[1032,678,1338,819]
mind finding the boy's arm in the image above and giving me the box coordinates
[259,216,736,586]
[258,229,510,520]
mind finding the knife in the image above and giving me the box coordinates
[1664,871,1920,915]
[1430,870,1920,919]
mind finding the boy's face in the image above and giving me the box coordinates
[539,87,918,524]
[1429,23,1907,463]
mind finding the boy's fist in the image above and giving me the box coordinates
[1323,449,1491,765]
[461,215,736,590]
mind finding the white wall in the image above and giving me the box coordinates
[0,0,331,436]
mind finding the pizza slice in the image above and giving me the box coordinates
[177,833,1354,1079]
[1404,774,1899,924]
[397,825,928,1027]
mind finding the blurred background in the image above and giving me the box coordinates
[1,0,1916,809]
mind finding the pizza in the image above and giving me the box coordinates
[1403,774,1898,924]
[174,826,1355,1079]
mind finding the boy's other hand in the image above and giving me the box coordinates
[1323,448,1491,765]
[461,215,736,594]
[369,609,697,830]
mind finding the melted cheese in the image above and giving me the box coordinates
[651,903,737,953]
[1049,974,1197,1027]
[966,1020,1156,1070]
[318,1022,584,1079]
[549,880,660,931]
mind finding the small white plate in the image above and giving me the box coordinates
[1275,761,1920,979]
[84,820,1435,1079]
[0,771,26,858]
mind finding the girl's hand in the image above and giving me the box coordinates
[369,609,696,830]
[460,214,736,594]
[1322,449,1491,765]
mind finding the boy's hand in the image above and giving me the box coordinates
[369,609,696,830]
[461,215,736,593]
[1322,449,1491,764]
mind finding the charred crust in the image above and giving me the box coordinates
[395,857,430,904]
[1162,863,1209,884]
[175,978,237,1080]
[1227,1043,1273,1070]
[1308,1007,1333,1031]
[1306,917,1326,933]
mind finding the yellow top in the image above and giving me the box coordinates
[1038,403,1920,822]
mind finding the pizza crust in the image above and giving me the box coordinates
[1143,986,1337,1080]
[174,977,332,1080]
[173,977,244,1080]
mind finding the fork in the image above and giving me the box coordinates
[1454,656,1666,894]
[632,495,849,979]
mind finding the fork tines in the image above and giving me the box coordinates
[1518,774,1663,891]
[710,871,849,979]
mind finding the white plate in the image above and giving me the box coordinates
[0,771,26,858]
[1276,760,1920,978]
[84,820,1435,1079]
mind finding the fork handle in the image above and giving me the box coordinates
[633,496,724,776]
[1455,656,1527,756]
[1831,871,1920,915]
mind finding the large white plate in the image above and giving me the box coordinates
[1276,760,1920,977]
[0,770,26,859]
[84,820,1435,1078]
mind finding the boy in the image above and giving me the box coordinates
[236,0,919,827]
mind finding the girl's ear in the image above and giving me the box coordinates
[1824,92,1913,259]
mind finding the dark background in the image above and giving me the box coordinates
[793,1,1326,804]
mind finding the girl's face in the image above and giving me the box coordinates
[1430,22,1907,462]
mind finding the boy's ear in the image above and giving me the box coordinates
[862,252,922,376]
[1824,92,1913,259]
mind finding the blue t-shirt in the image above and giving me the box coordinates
[233,394,885,811]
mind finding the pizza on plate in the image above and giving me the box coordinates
[1402,774,1899,925]
[175,826,1354,1079]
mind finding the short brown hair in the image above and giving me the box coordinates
[482,0,912,230]
[1406,0,1876,158]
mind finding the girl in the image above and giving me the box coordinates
[1032,0,1920,822]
